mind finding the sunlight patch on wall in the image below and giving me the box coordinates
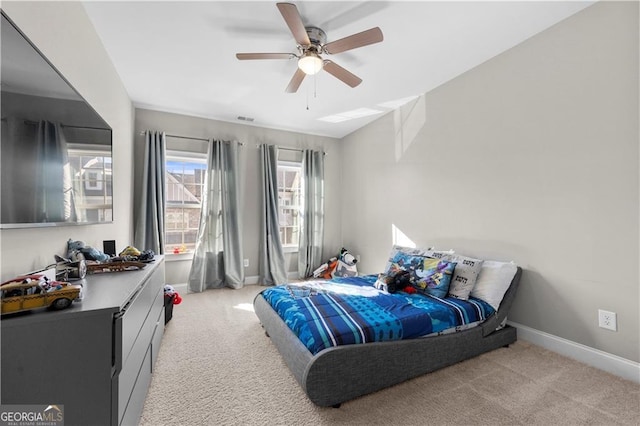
[233,303,255,312]
[392,224,416,248]
[392,95,426,162]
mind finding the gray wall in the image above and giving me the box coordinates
[0,2,134,280]
[134,108,342,285]
[339,2,639,362]
[1,1,637,366]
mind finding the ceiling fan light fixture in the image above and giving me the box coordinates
[298,52,323,75]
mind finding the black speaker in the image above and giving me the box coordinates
[103,240,116,256]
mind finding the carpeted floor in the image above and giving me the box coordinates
[140,285,640,425]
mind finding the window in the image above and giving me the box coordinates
[68,148,112,222]
[165,153,207,254]
[277,160,303,251]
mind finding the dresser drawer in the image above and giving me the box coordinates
[120,265,164,365]
[150,306,165,368]
[119,345,153,426]
[118,282,163,422]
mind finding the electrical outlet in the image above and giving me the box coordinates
[598,309,617,331]
[243,259,249,268]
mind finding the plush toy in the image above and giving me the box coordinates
[67,239,110,262]
[332,248,358,278]
[119,245,141,257]
[164,285,182,305]
[118,246,155,262]
[313,248,358,279]
[403,286,417,294]
[375,270,412,293]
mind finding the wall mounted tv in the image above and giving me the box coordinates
[1,11,113,229]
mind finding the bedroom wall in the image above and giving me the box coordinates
[339,1,639,363]
[135,108,342,286]
[0,2,134,281]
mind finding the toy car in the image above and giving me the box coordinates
[0,274,82,315]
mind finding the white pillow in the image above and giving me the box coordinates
[446,254,484,300]
[470,260,518,310]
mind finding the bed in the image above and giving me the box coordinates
[253,254,522,408]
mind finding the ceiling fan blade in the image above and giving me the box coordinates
[323,60,362,88]
[323,27,383,54]
[285,68,306,93]
[277,2,311,46]
[236,53,295,60]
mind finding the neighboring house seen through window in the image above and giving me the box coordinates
[277,160,302,251]
[165,153,207,254]
[68,148,112,222]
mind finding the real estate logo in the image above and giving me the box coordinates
[0,404,64,426]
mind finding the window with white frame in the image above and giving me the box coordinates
[277,160,302,251]
[165,152,207,254]
[68,148,112,222]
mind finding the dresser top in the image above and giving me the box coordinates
[1,256,165,326]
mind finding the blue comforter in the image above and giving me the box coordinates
[261,275,495,355]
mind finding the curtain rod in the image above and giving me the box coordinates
[140,130,244,145]
[256,144,325,155]
[1,118,110,131]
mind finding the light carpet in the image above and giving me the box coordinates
[140,285,639,425]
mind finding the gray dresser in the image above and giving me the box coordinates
[1,256,166,426]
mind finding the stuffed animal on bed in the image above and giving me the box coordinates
[375,270,413,293]
[67,238,110,262]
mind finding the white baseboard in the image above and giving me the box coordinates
[245,275,259,285]
[508,321,640,384]
[174,278,261,289]
[169,283,188,293]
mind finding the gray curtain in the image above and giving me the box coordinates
[188,140,244,292]
[298,149,325,278]
[34,120,74,223]
[134,131,166,254]
[258,144,287,285]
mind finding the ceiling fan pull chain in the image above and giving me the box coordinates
[314,73,317,99]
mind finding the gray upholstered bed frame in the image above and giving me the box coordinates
[253,267,522,407]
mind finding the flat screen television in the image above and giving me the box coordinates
[1,11,113,228]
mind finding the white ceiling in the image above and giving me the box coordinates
[82,1,594,139]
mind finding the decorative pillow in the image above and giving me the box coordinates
[383,245,433,275]
[470,260,518,310]
[385,251,429,276]
[446,254,484,300]
[412,258,456,299]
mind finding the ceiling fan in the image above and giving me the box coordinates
[236,2,383,93]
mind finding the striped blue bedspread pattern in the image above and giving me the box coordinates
[260,275,495,355]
